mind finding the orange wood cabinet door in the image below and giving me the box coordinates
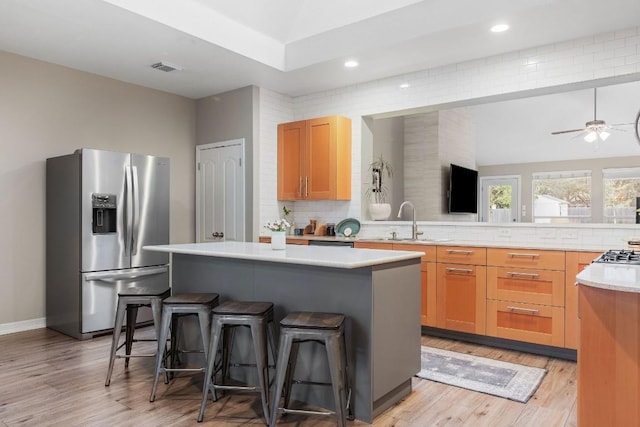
[394,243,437,326]
[277,120,306,200]
[277,116,351,201]
[436,263,487,334]
[565,251,601,349]
[486,299,564,347]
[258,237,270,243]
[578,285,640,426]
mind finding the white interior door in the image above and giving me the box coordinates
[479,176,520,223]
[196,140,245,242]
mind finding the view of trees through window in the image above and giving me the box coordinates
[533,176,591,223]
[604,177,640,224]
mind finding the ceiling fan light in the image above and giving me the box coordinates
[584,131,597,143]
[600,130,611,141]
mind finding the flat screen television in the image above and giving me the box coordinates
[448,163,478,214]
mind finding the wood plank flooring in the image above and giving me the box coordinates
[0,327,576,426]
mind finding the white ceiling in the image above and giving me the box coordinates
[1,0,640,99]
[469,80,640,166]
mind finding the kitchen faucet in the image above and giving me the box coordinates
[397,201,423,240]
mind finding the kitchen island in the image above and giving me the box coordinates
[144,241,424,423]
[576,262,640,427]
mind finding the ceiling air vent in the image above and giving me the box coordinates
[150,61,183,72]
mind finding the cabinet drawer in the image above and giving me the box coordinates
[393,243,436,262]
[487,248,565,270]
[437,246,486,265]
[487,300,564,347]
[354,241,393,250]
[487,266,565,307]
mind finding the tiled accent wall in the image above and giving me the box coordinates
[403,112,439,220]
[258,26,640,235]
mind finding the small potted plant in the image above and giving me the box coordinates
[365,154,393,220]
[264,218,290,250]
[282,205,294,234]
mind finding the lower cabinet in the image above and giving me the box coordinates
[486,299,565,346]
[565,251,602,350]
[436,263,487,334]
[258,236,309,245]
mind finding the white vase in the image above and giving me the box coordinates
[369,203,391,220]
[271,231,286,250]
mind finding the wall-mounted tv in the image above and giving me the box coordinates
[448,163,478,214]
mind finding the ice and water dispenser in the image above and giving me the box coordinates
[92,193,117,234]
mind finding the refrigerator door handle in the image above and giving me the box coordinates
[84,266,168,282]
[124,165,133,257]
[131,165,140,255]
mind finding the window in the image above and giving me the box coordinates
[532,170,591,223]
[603,167,640,224]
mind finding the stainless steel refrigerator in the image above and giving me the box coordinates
[46,148,170,339]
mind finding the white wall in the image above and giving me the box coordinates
[257,26,640,231]
[0,51,196,333]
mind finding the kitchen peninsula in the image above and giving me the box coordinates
[143,241,424,423]
[576,261,640,426]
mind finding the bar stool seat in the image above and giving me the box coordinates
[198,301,276,424]
[105,286,171,386]
[270,311,353,427]
[149,292,219,402]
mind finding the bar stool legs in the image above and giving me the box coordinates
[270,312,352,427]
[105,287,169,387]
[198,301,276,424]
[149,293,219,402]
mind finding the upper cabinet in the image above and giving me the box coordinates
[277,115,351,200]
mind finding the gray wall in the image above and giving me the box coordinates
[372,116,404,216]
[196,86,259,240]
[0,50,196,327]
[479,156,640,223]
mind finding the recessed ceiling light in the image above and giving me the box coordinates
[344,60,359,68]
[490,23,509,33]
[400,83,410,89]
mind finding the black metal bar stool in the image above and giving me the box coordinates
[105,286,171,386]
[269,312,352,427]
[149,293,219,402]
[198,301,277,424]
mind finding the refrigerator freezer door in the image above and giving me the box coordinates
[130,153,170,268]
[81,265,169,335]
[81,149,130,272]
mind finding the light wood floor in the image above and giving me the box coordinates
[0,327,576,426]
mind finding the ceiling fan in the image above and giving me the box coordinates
[551,87,631,144]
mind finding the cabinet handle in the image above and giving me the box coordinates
[446,249,474,255]
[506,306,540,314]
[445,267,473,273]
[507,271,540,278]
[305,176,309,198]
[507,252,540,258]
[298,176,302,198]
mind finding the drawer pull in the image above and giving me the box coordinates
[446,249,474,255]
[507,272,540,278]
[445,267,473,273]
[507,252,540,258]
[506,306,540,315]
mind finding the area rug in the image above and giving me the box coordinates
[416,346,546,403]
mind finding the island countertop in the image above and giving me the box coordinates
[143,241,424,269]
[576,262,640,293]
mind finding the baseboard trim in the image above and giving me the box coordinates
[0,318,46,336]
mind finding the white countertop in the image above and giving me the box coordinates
[143,241,424,269]
[576,263,640,293]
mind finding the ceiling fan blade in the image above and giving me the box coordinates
[551,128,584,135]
[609,122,634,127]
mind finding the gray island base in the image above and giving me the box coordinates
[144,242,422,423]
